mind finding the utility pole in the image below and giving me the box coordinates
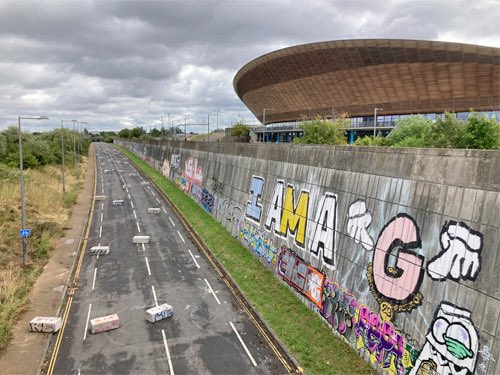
[207,114,210,142]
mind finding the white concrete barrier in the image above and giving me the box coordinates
[90,314,120,334]
[90,245,110,255]
[123,184,131,188]
[133,236,150,244]
[112,199,125,206]
[129,173,137,176]
[29,317,62,333]
[140,181,150,186]
[95,195,107,201]
[148,208,161,213]
[104,169,111,173]
[146,304,173,323]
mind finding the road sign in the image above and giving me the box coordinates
[20,229,31,237]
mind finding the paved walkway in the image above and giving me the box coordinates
[0,144,95,375]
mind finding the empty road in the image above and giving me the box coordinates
[48,143,290,374]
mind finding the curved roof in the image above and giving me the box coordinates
[233,39,500,124]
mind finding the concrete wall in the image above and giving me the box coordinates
[118,139,500,375]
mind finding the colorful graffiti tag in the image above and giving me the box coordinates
[239,222,278,264]
[410,302,479,375]
[367,213,424,319]
[277,246,324,308]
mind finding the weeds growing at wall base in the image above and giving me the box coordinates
[117,145,374,375]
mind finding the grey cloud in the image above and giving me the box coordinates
[0,0,498,132]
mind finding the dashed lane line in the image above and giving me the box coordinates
[152,285,158,307]
[230,322,257,367]
[83,304,92,341]
[188,250,201,269]
[92,268,97,290]
[204,278,221,305]
[177,231,185,243]
[136,222,141,232]
[145,257,151,276]
[169,217,175,227]
[161,330,175,375]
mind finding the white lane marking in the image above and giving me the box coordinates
[130,201,134,208]
[133,210,137,219]
[169,217,175,226]
[141,243,146,251]
[145,257,151,276]
[83,304,92,341]
[162,206,167,213]
[161,329,175,375]
[127,193,131,199]
[188,250,200,269]
[156,197,161,204]
[204,278,221,304]
[100,212,103,222]
[152,285,158,307]
[177,231,185,243]
[92,267,97,290]
[151,190,156,196]
[230,321,257,367]
[99,226,102,238]
[101,203,104,210]
[136,222,141,232]
[77,368,81,375]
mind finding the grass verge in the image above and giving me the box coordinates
[0,161,85,351]
[117,145,374,375]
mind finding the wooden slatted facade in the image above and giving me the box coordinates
[233,39,500,124]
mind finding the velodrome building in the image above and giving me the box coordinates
[233,39,500,143]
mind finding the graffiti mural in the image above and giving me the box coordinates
[427,221,483,281]
[216,196,244,228]
[354,304,415,375]
[200,188,215,213]
[183,157,204,185]
[171,153,181,168]
[321,279,359,342]
[239,222,278,264]
[277,246,324,308]
[309,192,337,270]
[410,302,479,375]
[161,158,171,177]
[246,175,265,223]
[347,200,374,251]
[367,213,424,319]
[210,177,224,195]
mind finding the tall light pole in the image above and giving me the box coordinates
[373,108,383,137]
[18,115,49,265]
[184,117,187,141]
[61,119,77,193]
[207,114,210,142]
[263,108,274,142]
[79,121,88,159]
[214,109,221,132]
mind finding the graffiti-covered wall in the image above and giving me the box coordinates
[118,140,500,375]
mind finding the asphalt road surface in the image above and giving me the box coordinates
[50,143,288,374]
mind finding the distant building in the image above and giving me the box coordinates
[233,39,500,143]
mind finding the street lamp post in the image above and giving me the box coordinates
[184,117,187,141]
[61,120,77,193]
[79,121,88,159]
[262,108,274,142]
[207,114,210,142]
[18,115,49,265]
[373,108,383,137]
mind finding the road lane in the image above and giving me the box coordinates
[50,144,288,374]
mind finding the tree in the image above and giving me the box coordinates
[384,116,433,147]
[118,128,131,139]
[293,114,348,145]
[230,122,250,137]
[427,112,465,148]
[461,112,500,150]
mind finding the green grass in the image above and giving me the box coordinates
[116,145,374,375]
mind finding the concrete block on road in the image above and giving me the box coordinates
[95,195,107,201]
[90,314,120,334]
[104,169,111,173]
[129,173,137,176]
[112,199,125,206]
[90,245,110,255]
[133,236,150,244]
[29,316,62,333]
[148,208,161,213]
[140,181,150,186]
[123,184,131,188]
[146,304,173,323]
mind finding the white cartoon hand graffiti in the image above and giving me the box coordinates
[347,200,374,251]
[427,221,483,281]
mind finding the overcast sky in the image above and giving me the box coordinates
[0,0,498,133]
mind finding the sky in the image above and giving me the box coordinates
[0,0,499,133]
